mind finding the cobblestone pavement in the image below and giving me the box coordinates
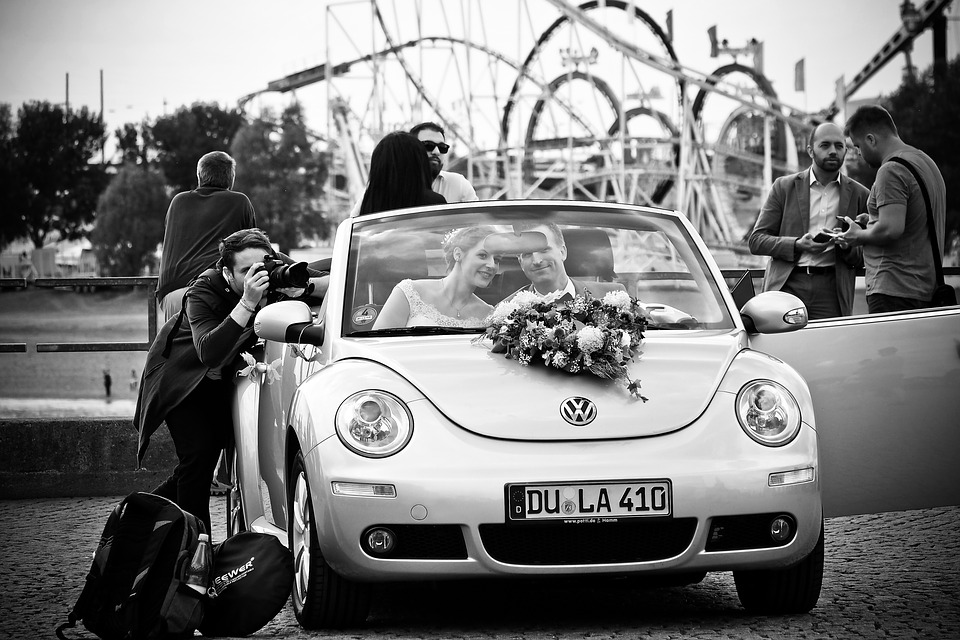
[2,497,957,639]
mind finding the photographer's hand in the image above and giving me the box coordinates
[231,262,270,326]
[243,262,270,307]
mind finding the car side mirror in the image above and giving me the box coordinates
[254,300,324,346]
[740,291,808,334]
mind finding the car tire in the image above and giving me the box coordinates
[733,520,824,614]
[288,450,371,629]
[226,445,246,537]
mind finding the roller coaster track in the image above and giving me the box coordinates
[243,0,951,250]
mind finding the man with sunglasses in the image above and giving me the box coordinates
[410,122,478,203]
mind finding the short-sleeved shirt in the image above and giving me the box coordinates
[863,148,946,301]
[432,171,478,203]
[157,187,256,301]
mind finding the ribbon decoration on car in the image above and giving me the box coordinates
[289,344,322,363]
[237,352,282,384]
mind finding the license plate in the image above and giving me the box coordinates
[507,480,672,522]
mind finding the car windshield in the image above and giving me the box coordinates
[342,203,735,336]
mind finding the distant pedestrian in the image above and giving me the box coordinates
[156,151,257,323]
[841,105,948,313]
[103,369,112,397]
[129,369,138,392]
[18,251,39,282]
[410,121,478,203]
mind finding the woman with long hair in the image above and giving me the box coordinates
[374,226,497,328]
[357,131,446,215]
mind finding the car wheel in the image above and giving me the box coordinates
[288,450,371,629]
[226,445,246,537]
[733,520,824,614]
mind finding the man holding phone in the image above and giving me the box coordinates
[749,122,870,319]
[840,105,947,313]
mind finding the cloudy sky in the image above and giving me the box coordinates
[1,0,956,141]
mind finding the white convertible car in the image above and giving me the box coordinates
[229,200,960,629]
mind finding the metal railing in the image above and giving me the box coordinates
[2,268,958,355]
[1,277,158,354]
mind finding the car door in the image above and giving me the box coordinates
[749,307,960,517]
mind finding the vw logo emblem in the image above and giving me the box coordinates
[560,397,597,426]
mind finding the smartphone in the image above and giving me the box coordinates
[836,215,867,230]
[813,230,836,243]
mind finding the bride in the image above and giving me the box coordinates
[374,226,497,328]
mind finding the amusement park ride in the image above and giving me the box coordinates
[239,0,952,259]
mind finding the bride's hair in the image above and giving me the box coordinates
[441,225,495,272]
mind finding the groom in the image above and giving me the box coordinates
[512,222,625,300]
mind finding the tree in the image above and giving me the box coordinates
[0,101,108,248]
[884,58,960,240]
[91,164,168,276]
[114,120,153,166]
[150,102,244,193]
[0,104,22,248]
[230,103,329,251]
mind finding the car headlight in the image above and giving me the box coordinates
[335,391,413,457]
[736,380,801,446]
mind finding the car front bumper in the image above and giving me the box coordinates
[302,395,821,582]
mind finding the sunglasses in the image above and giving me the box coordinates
[422,141,450,154]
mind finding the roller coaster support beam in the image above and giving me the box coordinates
[821,0,952,120]
[541,0,811,130]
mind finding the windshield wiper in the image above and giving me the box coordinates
[347,326,484,338]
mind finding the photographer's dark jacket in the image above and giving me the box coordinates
[134,267,256,466]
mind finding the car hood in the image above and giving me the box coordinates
[340,331,746,440]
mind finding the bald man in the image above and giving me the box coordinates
[749,123,870,319]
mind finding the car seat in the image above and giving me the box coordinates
[350,232,428,331]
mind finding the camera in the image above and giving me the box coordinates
[258,255,310,290]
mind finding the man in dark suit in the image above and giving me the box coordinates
[749,123,870,319]
[514,222,624,300]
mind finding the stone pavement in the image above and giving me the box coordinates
[2,497,958,639]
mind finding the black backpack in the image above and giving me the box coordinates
[56,492,208,640]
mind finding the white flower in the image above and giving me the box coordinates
[603,290,632,311]
[488,300,520,325]
[576,326,605,353]
[511,290,543,310]
[620,330,632,349]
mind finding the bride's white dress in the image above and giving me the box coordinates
[397,279,489,328]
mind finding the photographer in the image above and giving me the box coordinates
[133,228,320,533]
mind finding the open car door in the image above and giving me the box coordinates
[749,306,960,517]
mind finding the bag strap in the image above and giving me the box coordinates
[56,495,132,639]
[886,156,946,286]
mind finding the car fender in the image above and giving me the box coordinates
[287,357,427,461]
[717,345,817,431]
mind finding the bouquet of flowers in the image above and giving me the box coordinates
[476,289,648,401]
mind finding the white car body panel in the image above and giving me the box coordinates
[751,306,960,517]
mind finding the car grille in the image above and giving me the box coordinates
[705,513,796,551]
[479,518,697,565]
[361,524,467,559]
